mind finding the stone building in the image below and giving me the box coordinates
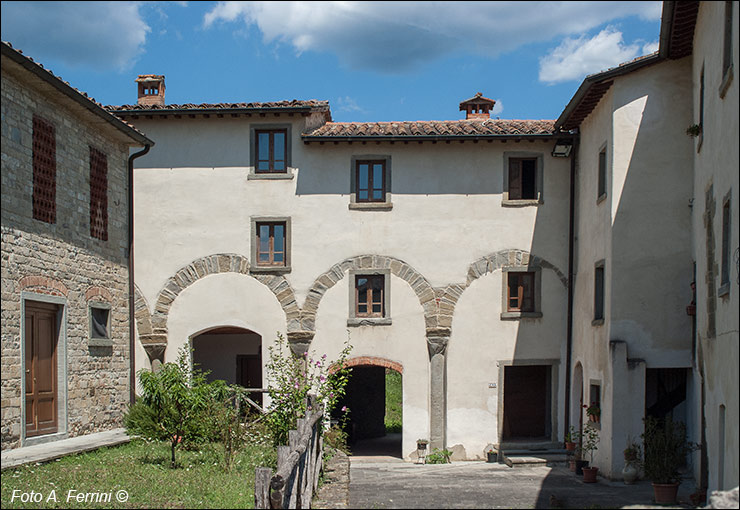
[1,42,153,450]
[557,0,738,493]
[104,2,738,491]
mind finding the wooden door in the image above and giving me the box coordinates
[25,300,59,437]
[237,354,263,407]
[503,365,549,440]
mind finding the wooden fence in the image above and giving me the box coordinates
[255,397,324,509]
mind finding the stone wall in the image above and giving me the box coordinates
[1,70,131,450]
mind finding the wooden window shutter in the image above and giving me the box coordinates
[32,116,56,223]
[89,147,108,241]
[509,159,522,200]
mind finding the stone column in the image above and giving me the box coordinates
[427,327,450,451]
[140,333,168,372]
[287,331,314,358]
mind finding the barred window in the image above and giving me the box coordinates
[89,147,108,241]
[32,115,56,223]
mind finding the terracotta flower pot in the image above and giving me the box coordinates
[652,482,680,505]
[569,459,576,472]
[565,441,576,452]
[582,466,598,483]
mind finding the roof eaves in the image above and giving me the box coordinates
[1,41,153,147]
[554,53,662,131]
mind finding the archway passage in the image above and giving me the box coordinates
[333,365,403,458]
[191,326,263,406]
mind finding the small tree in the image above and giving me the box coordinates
[641,415,696,484]
[581,423,600,464]
[125,347,216,468]
[265,333,352,446]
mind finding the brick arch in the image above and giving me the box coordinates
[148,253,299,343]
[19,275,69,297]
[332,356,403,374]
[301,255,436,333]
[84,285,113,303]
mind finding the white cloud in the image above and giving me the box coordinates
[203,1,661,73]
[0,1,150,71]
[642,40,659,54]
[335,96,366,114]
[538,27,643,84]
[492,100,504,117]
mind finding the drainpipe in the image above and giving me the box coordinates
[564,134,579,439]
[128,145,151,405]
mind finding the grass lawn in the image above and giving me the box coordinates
[384,368,402,433]
[1,438,276,509]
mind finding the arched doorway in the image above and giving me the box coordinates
[191,326,263,406]
[333,358,403,458]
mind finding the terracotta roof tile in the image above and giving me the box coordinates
[304,119,556,139]
[106,100,330,112]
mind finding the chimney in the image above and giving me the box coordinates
[459,92,495,120]
[136,75,165,106]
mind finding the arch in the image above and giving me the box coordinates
[340,356,404,374]
[18,275,69,297]
[84,285,112,303]
[303,255,436,333]
[466,249,568,287]
[141,253,299,353]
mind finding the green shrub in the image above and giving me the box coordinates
[426,448,452,464]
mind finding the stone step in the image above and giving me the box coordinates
[501,451,569,468]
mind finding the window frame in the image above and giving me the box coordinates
[348,269,391,326]
[249,124,293,180]
[719,191,732,297]
[502,152,544,206]
[349,155,392,210]
[88,301,112,347]
[501,266,543,320]
[597,144,607,203]
[250,217,291,274]
[593,260,605,325]
[720,0,734,99]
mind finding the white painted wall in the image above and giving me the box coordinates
[691,1,740,492]
[129,113,571,460]
[573,57,695,478]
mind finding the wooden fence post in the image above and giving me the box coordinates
[255,467,272,509]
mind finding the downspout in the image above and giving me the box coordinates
[128,144,151,405]
[564,134,579,439]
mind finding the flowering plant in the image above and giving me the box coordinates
[265,333,352,446]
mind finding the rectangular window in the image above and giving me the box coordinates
[594,263,605,322]
[597,148,607,200]
[90,306,110,339]
[356,160,386,202]
[89,147,108,241]
[508,158,537,200]
[256,222,286,266]
[355,275,384,318]
[720,197,731,289]
[723,1,734,78]
[507,272,535,312]
[255,129,287,173]
[32,115,56,224]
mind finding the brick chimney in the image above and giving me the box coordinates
[136,75,165,106]
[459,92,495,120]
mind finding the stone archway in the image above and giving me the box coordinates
[134,253,299,363]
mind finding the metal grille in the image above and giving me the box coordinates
[89,147,108,241]
[32,116,56,223]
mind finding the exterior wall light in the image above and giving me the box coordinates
[552,139,573,157]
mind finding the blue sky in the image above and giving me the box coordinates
[1,1,662,123]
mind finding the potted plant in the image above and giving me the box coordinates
[641,416,697,505]
[416,438,429,464]
[580,423,600,483]
[485,447,497,463]
[622,437,642,485]
[564,426,579,452]
[574,445,589,475]
[584,402,601,423]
